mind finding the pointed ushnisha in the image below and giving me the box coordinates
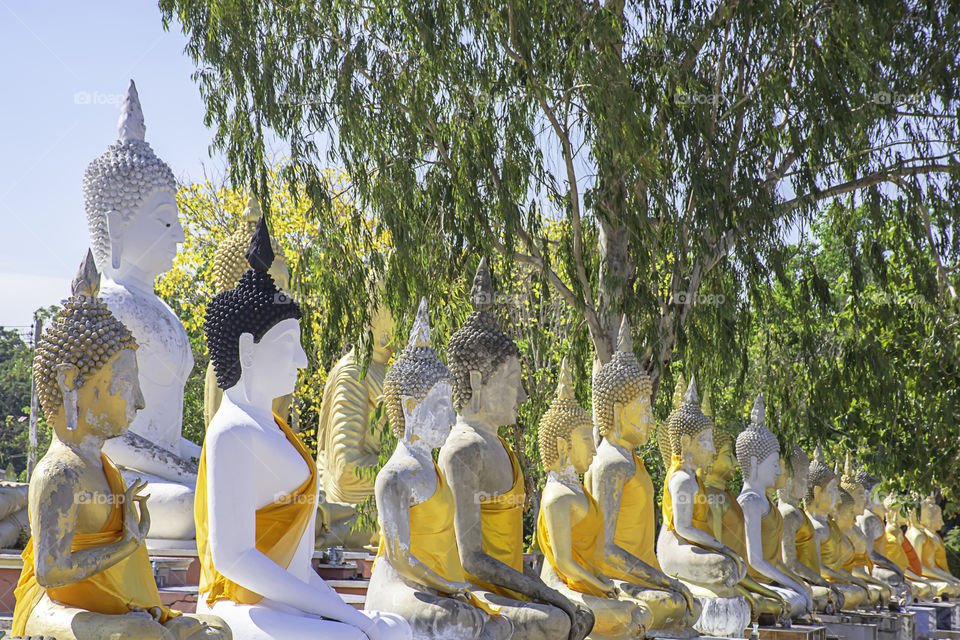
[616,315,633,353]
[117,79,146,143]
[736,390,779,476]
[71,250,101,298]
[246,216,275,272]
[408,297,431,348]
[750,392,765,426]
[664,373,713,457]
[672,373,687,410]
[538,355,593,468]
[470,257,494,312]
[243,194,262,222]
[556,357,574,399]
[683,376,699,404]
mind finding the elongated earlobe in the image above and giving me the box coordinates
[106,210,124,270]
[55,363,80,431]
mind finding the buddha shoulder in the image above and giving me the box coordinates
[542,481,588,513]
[591,445,635,476]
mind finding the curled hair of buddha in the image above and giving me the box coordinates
[383,298,452,439]
[805,445,836,503]
[735,392,780,479]
[213,195,288,293]
[204,216,302,389]
[839,453,864,498]
[446,257,520,411]
[593,316,651,439]
[713,428,732,452]
[787,444,809,474]
[538,357,593,468]
[855,468,879,491]
[33,251,138,421]
[655,374,685,467]
[837,487,855,513]
[664,376,713,457]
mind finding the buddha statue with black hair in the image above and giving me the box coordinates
[584,317,699,635]
[656,377,750,637]
[197,217,410,640]
[12,251,230,640]
[366,298,512,640]
[438,258,594,640]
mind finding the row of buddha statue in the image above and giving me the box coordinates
[11,78,958,640]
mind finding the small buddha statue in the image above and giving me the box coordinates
[538,357,648,639]
[906,495,960,597]
[85,80,199,542]
[584,318,699,635]
[880,494,936,599]
[315,295,395,549]
[656,377,751,637]
[836,488,888,606]
[197,218,410,640]
[203,194,291,429]
[438,258,593,640]
[12,251,230,640]
[837,458,894,605]
[777,445,842,611]
[734,394,812,617]
[803,450,870,609]
[366,298,512,640]
[855,478,913,604]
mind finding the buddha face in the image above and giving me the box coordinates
[683,428,715,468]
[707,441,736,484]
[112,189,183,280]
[813,478,838,513]
[921,501,945,531]
[371,303,395,353]
[75,348,145,439]
[615,391,655,447]
[749,451,782,489]
[470,356,526,425]
[565,424,597,474]
[837,500,856,529]
[239,318,307,400]
[772,456,788,491]
[786,460,810,503]
[403,381,455,450]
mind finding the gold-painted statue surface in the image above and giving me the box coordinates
[12,252,230,640]
[906,495,960,597]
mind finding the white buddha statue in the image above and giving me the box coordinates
[84,80,198,543]
[196,218,410,640]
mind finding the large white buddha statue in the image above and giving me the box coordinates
[84,80,198,543]
[196,218,410,640]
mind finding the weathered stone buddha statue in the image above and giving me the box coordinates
[778,445,842,612]
[657,377,750,637]
[12,252,230,640]
[438,258,593,640]
[315,295,394,549]
[0,480,28,548]
[85,80,199,543]
[855,479,913,604]
[197,219,410,640]
[803,450,869,609]
[906,495,960,597]
[734,394,812,617]
[538,358,648,639]
[836,486,889,606]
[880,494,936,599]
[366,298,512,640]
[204,194,291,429]
[584,318,699,635]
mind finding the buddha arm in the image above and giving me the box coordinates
[206,430,373,629]
[740,493,811,609]
[374,467,466,596]
[780,507,829,586]
[102,431,198,483]
[30,467,140,588]
[669,472,739,562]
[325,372,378,503]
[543,490,616,596]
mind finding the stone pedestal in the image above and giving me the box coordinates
[692,593,752,637]
[847,611,916,640]
[744,625,827,640]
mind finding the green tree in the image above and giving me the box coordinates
[0,328,31,421]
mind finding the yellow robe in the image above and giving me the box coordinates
[375,463,497,614]
[609,453,659,572]
[928,530,954,575]
[796,510,821,575]
[538,486,607,597]
[195,413,318,606]
[465,436,526,600]
[724,495,783,582]
[12,455,177,635]
[661,456,713,541]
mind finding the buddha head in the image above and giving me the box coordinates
[704,429,735,488]
[592,316,654,448]
[84,81,181,282]
[836,488,857,530]
[806,447,838,514]
[383,298,454,450]
[735,393,781,489]
[920,494,945,532]
[33,251,143,440]
[447,258,525,424]
[538,358,596,474]
[664,376,715,468]
[779,445,810,506]
[883,493,907,527]
[839,453,867,514]
[655,374,686,469]
[205,216,305,400]
[856,468,882,517]
[213,195,290,293]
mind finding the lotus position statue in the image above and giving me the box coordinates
[803,450,869,609]
[657,377,750,637]
[880,494,936,599]
[204,195,291,429]
[906,496,960,597]
[853,473,913,603]
[584,318,699,635]
[537,358,649,639]
[733,394,811,618]
[438,258,593,640]
[196,219,410,640]
[778,445,842,611]
[12,252,230,640]
[367,298,512,640]
[835,489,888,606]
[85,80,199,542]
[315,296,394,549]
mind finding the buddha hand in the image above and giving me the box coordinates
[128,605,164,622]
[121,478,151,546]
[444,580,474,600]
[670,577,697,613]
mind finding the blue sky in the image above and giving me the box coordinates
[0,1,225,333]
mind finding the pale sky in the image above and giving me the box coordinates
[0,1,225,335]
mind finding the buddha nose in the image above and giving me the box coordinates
[517,385,528,404]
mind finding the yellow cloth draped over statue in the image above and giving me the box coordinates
[842,551,874,574]
[195,413,317,606]
[375,463,498,615]
[661,456,713,540]
[610,453,660,571]
[796,510,822,574]
[930,532,953,575]
[820,517,846,576]
[722,494,783,582]
[537,488,607,597]
[12,455,178,635]
[465,436,525,600]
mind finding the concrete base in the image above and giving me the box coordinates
[847,611,916,640]
[743,624,827,640]
[815,614,880,640]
